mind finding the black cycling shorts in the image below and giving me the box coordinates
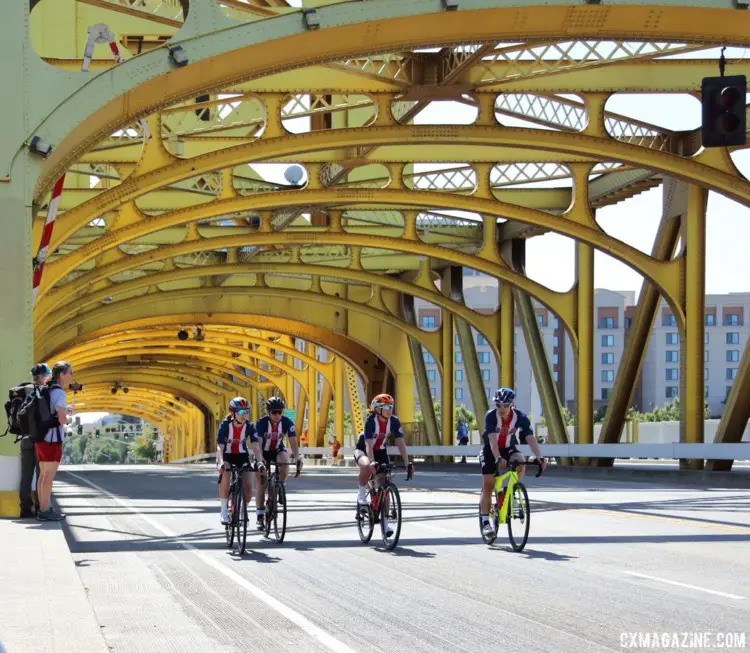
[478,446,521,475]
[217,453,251,483]
[262,446,287,465]
[353,448,389,466]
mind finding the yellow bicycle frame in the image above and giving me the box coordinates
[494,468,519,523]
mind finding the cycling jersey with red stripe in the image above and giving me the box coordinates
[255,415,295,451]
[481,407,532,449]
[355,413,403,452]
[217,418,257,455]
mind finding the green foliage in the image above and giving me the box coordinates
[412,402,477,432]
[623,397,710,422]
[62,422,161,464]
[131,424,159,462]
[325,400,353,441]
[539,406,574,427]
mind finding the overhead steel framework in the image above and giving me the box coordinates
[0,0,748,510]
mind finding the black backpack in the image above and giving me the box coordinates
[3,383,35,441]
[16,385,59,443]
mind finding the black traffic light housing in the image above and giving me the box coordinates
[701,75,747,148]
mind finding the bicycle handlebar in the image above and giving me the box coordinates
[503,458,546,478]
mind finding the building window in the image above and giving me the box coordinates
[666,333,679,346]
[601,335,614,347]
[477,333,487,346]
[624,317,632,329]
[482,369,490,382]
[599,317,615,329]
[727,332,740,345]
[420,315,436,328]
[454,333,460,345]
[553,317,560,329]
[666,368,679,381]
[553,370,559,382]
[704,368,709,381]
[705,385,709,398]
[478,352,491,364]
[663,314,677,327]
[427,369,436,382]
[553,335,559,347]
[724,314,740,326]
[666,350,679,363]
[601,370,614,382]
[485,385,491,399]
[727,350,740,363]
[705,351,709,363]
[665,386,679,398]
[455,387,463,401]
[601,388,609,400]
[705,333,709,345]
[536,314,545,327]
[423,352,435,364]
[430,387,436,399]
[705,314,716,326]
[552,353,559,365]
[455,369,463,382]
[601,352,615,365]
[455,352,463,364]
[727,368,738,381]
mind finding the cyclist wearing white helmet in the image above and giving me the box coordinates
[479,387,546,539]
[217,397,262,525]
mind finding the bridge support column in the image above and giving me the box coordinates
[402,294,440,446]
[307,354,318,449]
[334,357,345,446]
[709,337,750,471]
[500,280,515,390]
[575,242,594,459]
[680,184,707,470]
[0,1,35,517]
[597,181,684,465]
[444,266,489,420]
[506,240,568,449]
[317,378,332,448]
[440,309,455,447]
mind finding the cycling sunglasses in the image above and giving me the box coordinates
[496,402,513,408]
[374,402,394,410]
[269,409,283,415]
[235,408,249,415]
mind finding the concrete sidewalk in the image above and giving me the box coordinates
[0,518,107,653]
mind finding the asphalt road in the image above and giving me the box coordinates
[55,464,750,653]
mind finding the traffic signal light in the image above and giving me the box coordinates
[95,429,100,438]
[77,424,83,435]
[701,75,747,148]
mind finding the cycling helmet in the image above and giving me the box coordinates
[31,363,52,377]
[370,393,395,410]
[229,397,250,413]
[494,387,515,406]
[266,396,285,412]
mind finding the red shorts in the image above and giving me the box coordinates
[35,442,62,463]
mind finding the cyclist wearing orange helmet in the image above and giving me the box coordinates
[353,393,414,536]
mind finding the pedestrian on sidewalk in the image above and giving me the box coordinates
[19,363,52,518]
[456,419,469,463]
[36,361,74,522]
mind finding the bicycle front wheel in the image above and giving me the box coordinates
[264,481,275,538]
[272,483,287,543]
[237,491,248,555]
[506,482,530,552]
[225,491,236,549]
[357,498,375,544]
[380,484,402,550]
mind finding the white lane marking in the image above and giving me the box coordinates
[623,571,745,600]
[65,472,357,653]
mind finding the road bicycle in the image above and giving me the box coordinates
[261,459,300,543]
[356,462,412,550]
[479,457,544,551]
[224,461,256,555]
